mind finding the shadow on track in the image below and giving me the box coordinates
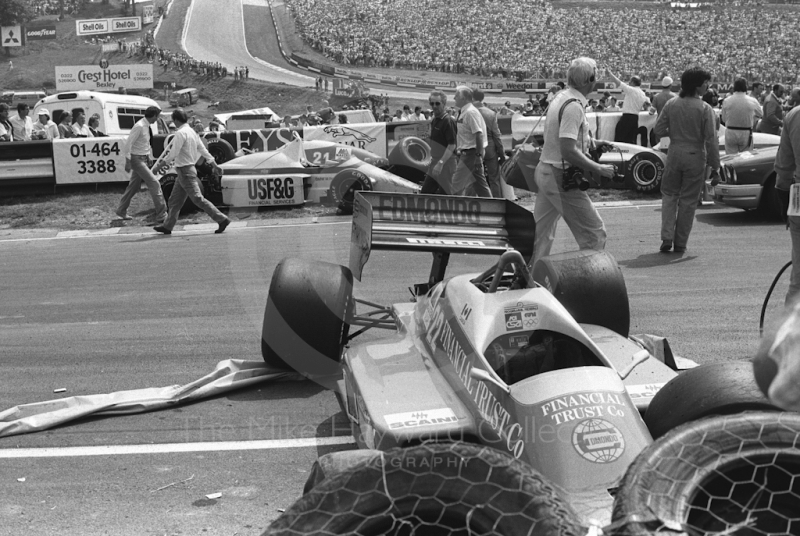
[695,208,782,228]
[618,251,697,269]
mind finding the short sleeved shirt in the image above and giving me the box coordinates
[541,88,590,167]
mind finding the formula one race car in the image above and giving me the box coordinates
[155,137,421,214]
[260,192,791,535]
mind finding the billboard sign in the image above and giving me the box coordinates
[1,26,22,47]
[25,25,57,41]
[76,17,141,36]
[55,64,154,91]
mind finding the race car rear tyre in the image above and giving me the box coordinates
[206,138,236,164]
[532,249,630,337]
[626,152,664,192]
[264,442,584,536]
[388,136,432,172]
[643,360,778,439]
[262,258,352,376]
[612,412,800,536]
[159,173,199,215]
[329,169,372,215]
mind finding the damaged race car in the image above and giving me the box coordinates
[260,192,794,535]
[154,136,421,214]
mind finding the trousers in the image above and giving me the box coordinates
[420,157,457,194]
[660,145,706,247]
[162,165,227,231]
[724,129,753,155]
[788,216,800,307]
[117,154,167,218]
[451,150,492,197]
[532,163,607,267]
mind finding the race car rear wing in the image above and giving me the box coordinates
[349,192,535,284]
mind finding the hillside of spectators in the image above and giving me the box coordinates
[287,0,799,83]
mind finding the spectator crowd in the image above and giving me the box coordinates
[287,0,800,84]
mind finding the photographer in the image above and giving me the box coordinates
[532,57,617,268]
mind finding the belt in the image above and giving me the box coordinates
[727,126,752,131]
[459,148,476,153]
[131,153,150,157]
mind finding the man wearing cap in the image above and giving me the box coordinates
[652,76,677,116]
[608,70,651,145]
[32,108,59,140]
[721,77,763,155]
[152,109,231,235]
[116,105,167,222]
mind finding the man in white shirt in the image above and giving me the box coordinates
[451,86,492,197]
[9,103,33,141]
[400,105,412,121]
[116,106,167,222]
[721,77,763,155]
[608,70,651,145]
[70,108,94,138]
[411,106,426,121]
[153,108,230,235]
[32,108,59,140]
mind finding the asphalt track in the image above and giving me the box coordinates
[0,201,792,535]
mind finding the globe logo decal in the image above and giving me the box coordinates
[572,418,625,464]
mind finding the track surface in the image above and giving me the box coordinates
[0,202,790,535]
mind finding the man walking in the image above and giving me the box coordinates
[760,84,785,135]
[721,77,762,155]
[474,89,505,197]
[451,86,492,197]
[153,109,231,235]
[532,57,617,267]
[116,106,167,222]
[420,90,457,195]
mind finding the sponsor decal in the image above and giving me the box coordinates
[504,302,538,332]
[385,408,458,430]
[247,177,296,201]
[509,335,529,348]
[323,125,376,145]
[425,305,524,458]
[377,195,482,225]
[1,26,22,47]
[459,304,472,325]
[406,238,486,247]
[572,418,625,464]
[540,391,626,426]
[76,17,141,36]
[334,146,352,161]
[625,383,665,400]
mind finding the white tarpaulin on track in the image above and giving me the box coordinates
[0,359,301,438]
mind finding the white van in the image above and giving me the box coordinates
[3,90,47,110]
[33,91,169,136]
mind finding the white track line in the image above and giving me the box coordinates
[0,436,356,458]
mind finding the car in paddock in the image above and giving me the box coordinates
[154,137,422,214]
[260,192,794,535]
[502,138,666,193]
[711,145,784,221]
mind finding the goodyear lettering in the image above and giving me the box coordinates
[378,195,482,224]
[541,392,625,426]
[247,178,295,201]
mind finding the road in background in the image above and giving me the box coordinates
[0,203,791,535]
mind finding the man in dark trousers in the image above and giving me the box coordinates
[420,90,457,194]
[474,89,506,197]
[152,109,232,235]
[608,70,652,145]
[451,86,491,197]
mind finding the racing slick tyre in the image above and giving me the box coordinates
[643,360,778,439]
[159,173,199,215]
[387,136,432,183]
[206,138,236,164]
[262,258,352,376]
[329,169,372,215]
[626,152,664,193]
[264,442,585,536]
[532,250,630,337]
[611,412,800,536]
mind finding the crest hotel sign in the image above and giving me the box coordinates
[76,17,141,36]
[55,64,154,91]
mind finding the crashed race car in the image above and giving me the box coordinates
[260,192,794,535]
[154,137,421,214]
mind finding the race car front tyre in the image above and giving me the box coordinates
[532,249,630,337]
[206,138,236,164]
[159,173,199,215]
[262,258,352,376]
[626,152,664,192]
[612,412,800,536]
[388,136,432,171]
[328,169,372,215]
[264,442,584,536]
[643,360,778,439]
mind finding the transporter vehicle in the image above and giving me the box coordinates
[261,192,794,534]
[168,87,199,107]
[712,145,783,221]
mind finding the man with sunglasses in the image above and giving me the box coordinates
[421,90,457,194]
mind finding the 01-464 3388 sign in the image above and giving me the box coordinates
[52,138,129,184]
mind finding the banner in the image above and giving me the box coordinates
[0,25,22,47]
[55,64,154,91]
[76,17,142,36]
[143,4,155,24]
[304,123,387,157]
[52,137,129,184]
[25,25,57,41]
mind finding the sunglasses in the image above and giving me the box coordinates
[429,101,442,106]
